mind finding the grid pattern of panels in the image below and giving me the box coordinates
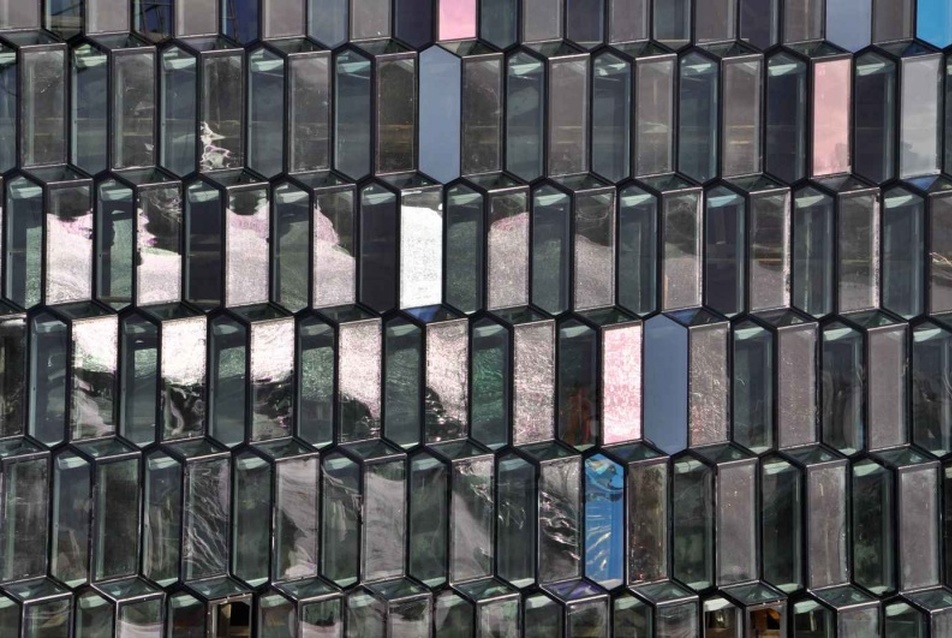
[0,0,950,636]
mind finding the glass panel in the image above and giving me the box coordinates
[376,57,415,174]
[812,58,851,177]
[505,53,543,181]
[661,191,701,311]
[531,186,570,314]
[114,50,156,169]
[22,48,67,167]
[592,54,630,183]
[913,324,952,456]
[722,57,762,176]
[547,57,588,176]
[71,44,108,173]
[290,53,331,173]
[900,55,941,178]
[761,459,801,592]
[852,461,894,594]
[733,323,773,453]
[792,188,834,317]
[182,457,230,580]
[95,458,139,580]
[766,53,806,183]
[853,52,895,184]
[160,47,197,176]
[445,185,483,314]
[248,48,284,177]
[672,458,713,590]
[821,323,864,455]
[201,53,243,170]
[705,188,745,316]
[678,52,717,183]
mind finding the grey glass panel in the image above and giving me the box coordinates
[70,315,118,440]
[363,460,407,581]
[592,54,630,183]
[898,465,939,590]
[313,188,357,309]
[160,316,206,441]
[424,320,468,442]
[496,454,535,587]
[0,314,27,437]
[900,55,941,178]
[913,324,952,456]
[635,57,675,177]
[766,53,806,183]
[114,50,155,169]
[95,458,140,580]
[97,181,134,309]
[807,463,848,588]
[134,1,172,42]
[512,320,555,446]
[722,58,762,177]
[522,0,561,42]
[661,191,701,311]
[481,0,517,48]
[854,53,895,183]
[30,314,68,446]
[628,461,667,583]
[487,190,529,310]
[705,188,745,317]
[696,0,736,42]
[182,457,230,580]
[395,0,433,48]
[608,0,648,43]
[0,49,15,173]
[385,318,422,447]
[351,0,390,39]
[359,185,397,312]
[376,58,416,174]
[617,188,657,316]
[322,454,360,585]
[51,453,90,587]
[538,457,581,583]
[531,187,570,315]
[792,189,833,317]
[740,0,779,49]
[783,0,824,42]
[445,186,483,313]
[573,189,614,310]
[566,0,604,47]
[471,320,509,450]
[931,193,952,314]
[689,324,730,447]
[71,45,108,174]
[776,323,817,448]
[21,48,66,167]
[0,3,40,29]
[678,53,717,183]
[761,459,801,592]
[461,56,503,176]
[733,323,773,453]
[867,326,907,450]
[872,0,914,43]
[233,454,271,585]
[248,49,284,177]
[558,321,598,449]
[653,0,690,48]
[224,188,270,307]
[837,193,879,312]
[716,461,757,584]
[175,0,218,36]
[201,54,243,170]
[821,323,864,456]
[1,455,49,581]
[546,57,590,175]
[160,47,197,177]
[505,53,543,181]
[209,317,246,447]
[672,458,713,590]
[264,0,306,38]
[335,51,371,179]
[852,461,893,594]
[310,0,348,46]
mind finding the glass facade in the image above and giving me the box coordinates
[0,0,946,636]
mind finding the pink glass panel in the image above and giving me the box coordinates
[438,0,477,40]
[812,58,851,177]
[601,324,642,444]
